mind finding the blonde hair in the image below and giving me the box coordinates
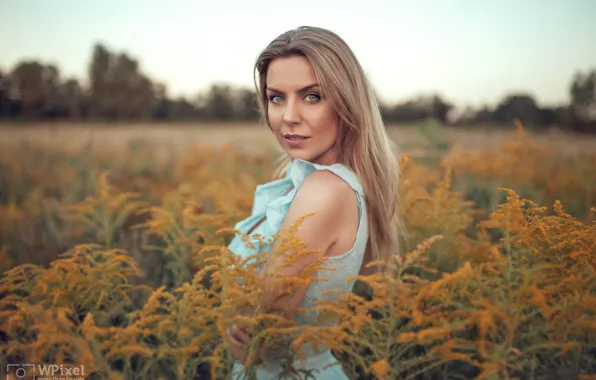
[253,26,403,275]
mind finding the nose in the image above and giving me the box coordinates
[282,99,300,124]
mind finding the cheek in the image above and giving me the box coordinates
[312,107,339,139]
[267,108,282,132]
[269,106,286,120]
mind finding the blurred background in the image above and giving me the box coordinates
[0,0,595,272]
[0,0,595,133]
[1,4,595,379]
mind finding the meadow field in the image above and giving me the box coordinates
[1,122,595,157]
[0,121,595,379]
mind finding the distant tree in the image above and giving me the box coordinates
[385,94,453,124]
[429,94,453,123]
[234,88,259,121]
[88,43,156,121]
[61,79,84,119]
[170,97,199,119]
[0,41,593,132]
[111,53,155,120]
[11,61,46,118]
[537,106,567,128]
[204,84,236,120]
[42,64,61,118]
[568,68,596,133]
[474,105,496,125]
[89,43,112,119]
[153,83,170,120]
[493,94,540,127]
[8,61,67,119]
[0,70,14,117]
[393,99,428,122]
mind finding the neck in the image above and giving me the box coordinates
[310,146,340,166]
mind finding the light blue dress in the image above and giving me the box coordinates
[227,158,369,380]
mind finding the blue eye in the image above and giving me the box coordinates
[305,94,321,103]
[267,94,321,104]
[269,95,283,103]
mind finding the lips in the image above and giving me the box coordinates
[284,134,310,141]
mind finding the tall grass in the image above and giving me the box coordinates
[0,123,594,379]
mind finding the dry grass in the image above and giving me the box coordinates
[1,121,595,379]
[1,122,594,158]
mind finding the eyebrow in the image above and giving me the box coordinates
[265,83,320,94]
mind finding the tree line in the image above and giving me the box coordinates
[0,43,594,133]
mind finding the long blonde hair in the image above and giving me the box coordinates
[253,26,403,275]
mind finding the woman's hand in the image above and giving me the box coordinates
[225,323,274,365]
[226,323,251,363]
[223,300,280,364]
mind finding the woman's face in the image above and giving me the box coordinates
[265,55,340,166]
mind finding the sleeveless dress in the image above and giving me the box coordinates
[227,158,369,380]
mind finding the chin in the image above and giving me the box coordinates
[285,150,316,162]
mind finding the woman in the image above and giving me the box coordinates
[224,25,402,379]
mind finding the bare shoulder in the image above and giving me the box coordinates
[260,170,359,310]
[281,170,358,247]
[293,170,355,211]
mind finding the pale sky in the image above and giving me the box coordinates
[1,0,594,108]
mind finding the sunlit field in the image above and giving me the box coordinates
[0,121,595,379]
[1,122,595,157]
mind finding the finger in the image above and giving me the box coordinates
[234,323,252,339]
[227,328,244,348]
[230,333,247,347]
[231,324,251,344]
[228,339,245,362]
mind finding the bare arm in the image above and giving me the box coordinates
[256,170,355,357]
